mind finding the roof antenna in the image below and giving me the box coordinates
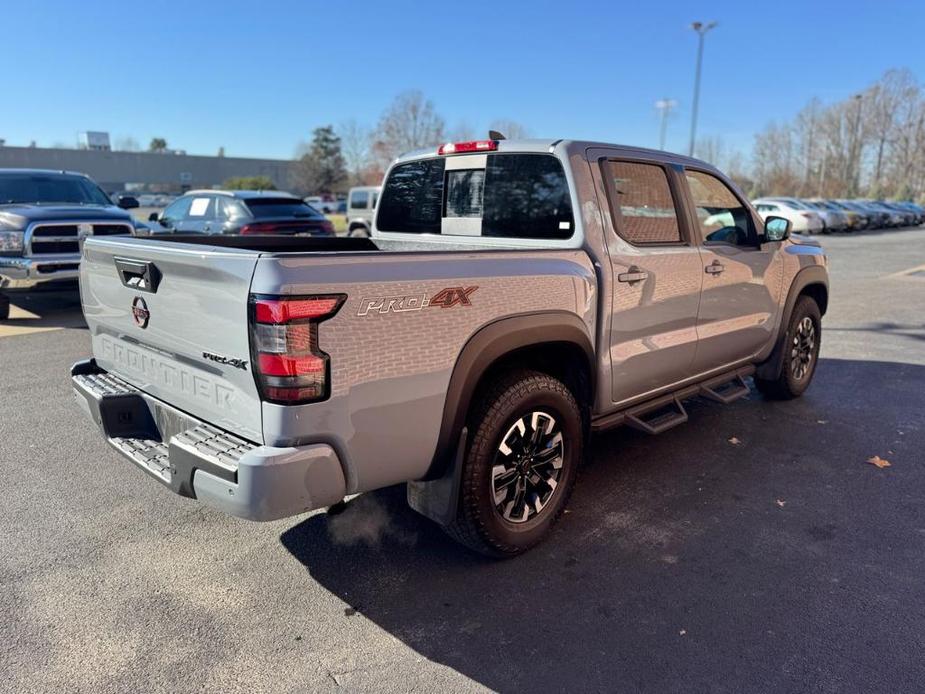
[489,130,506,140]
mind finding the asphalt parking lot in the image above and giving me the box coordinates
[2,229,924,693]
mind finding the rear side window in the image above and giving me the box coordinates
[376,159,446,234]
[244,198,321,219]
[376,153,574,239]
[604,161,682,244]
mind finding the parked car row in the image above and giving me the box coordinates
[752,196,925,234]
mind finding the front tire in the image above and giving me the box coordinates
[444,369,583,557]
[755,296,821,400]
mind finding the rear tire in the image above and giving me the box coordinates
[443,369,583,558]
[755,296,821,400]
[0,293,9,320]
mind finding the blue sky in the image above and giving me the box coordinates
[3,0,923,160]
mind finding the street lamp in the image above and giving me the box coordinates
[688,20,718,157]
[850,93,863,196]
[655,98,677,151]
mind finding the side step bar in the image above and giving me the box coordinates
[625,396,688,435]
[699,373,751,405]
[591,365,755,434]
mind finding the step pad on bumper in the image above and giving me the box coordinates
[173,425,254,473]
[110,437,171,483]
[76,372,139,397]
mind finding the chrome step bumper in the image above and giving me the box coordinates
[71,359,346,521]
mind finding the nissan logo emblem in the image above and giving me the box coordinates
[131,296,150,329]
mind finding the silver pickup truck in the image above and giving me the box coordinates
[72,138,828,556]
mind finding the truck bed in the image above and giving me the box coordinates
[79,234,597,494]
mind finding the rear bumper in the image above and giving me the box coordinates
[0,255,81,289]
[71,359,346,521]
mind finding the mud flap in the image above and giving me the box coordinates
[406,427,468,526]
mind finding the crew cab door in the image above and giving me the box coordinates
[680,168,782,372]
[591,152,705,404]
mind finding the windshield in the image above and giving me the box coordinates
[0,172,112,205]
[244,198,324,219]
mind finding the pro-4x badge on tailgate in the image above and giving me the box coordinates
[357,286,478,316]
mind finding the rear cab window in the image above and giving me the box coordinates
[245,198,322,219]
[376,153,574,240]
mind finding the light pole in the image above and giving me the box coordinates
[849,93,863,196]
[655,98,677,151]
[688,21,717,157]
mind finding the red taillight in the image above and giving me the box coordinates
[240,221,334,236]
[250,294,345,404]
[437,140,498,155]
[255,297,342,323]
[240,222,275,235]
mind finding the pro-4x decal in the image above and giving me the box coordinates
[357,286,478,316]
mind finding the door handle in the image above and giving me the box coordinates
[618,265,649,283]
[705,261,725,275]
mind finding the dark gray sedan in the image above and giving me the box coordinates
[148,190,335,236]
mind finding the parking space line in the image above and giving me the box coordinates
[888,263,925,280]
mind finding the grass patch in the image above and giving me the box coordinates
[326,214,347,234]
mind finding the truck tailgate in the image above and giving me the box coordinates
[80,237,264,443]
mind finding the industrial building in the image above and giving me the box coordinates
[0,141,298,193]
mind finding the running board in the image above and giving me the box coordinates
[699,373,751,404]
[591,365,755,434]
[625,396,688,435]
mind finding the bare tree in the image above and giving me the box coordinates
[447,121,476,142]
[694,135,726,168]
[371,91,445,168]
[489,119,531,140]
[749,68,925,201]
[337,119,373,185]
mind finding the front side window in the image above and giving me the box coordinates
[376,153,574,239]
[685,170,757,247]
[604,161,682,244]
[350,190,369,210]
[161,196,192,225]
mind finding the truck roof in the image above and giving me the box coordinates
[394,139,716,171]
[0,168,93,178]
[182,189,300,200]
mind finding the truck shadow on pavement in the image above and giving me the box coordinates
[280,358,925,692]
[0,288,86,333]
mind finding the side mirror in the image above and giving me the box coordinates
[148,212,160,222]
[118,195,140,210]
[763,215,790,242]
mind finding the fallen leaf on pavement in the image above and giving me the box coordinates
[867,455,891,468]
[776,499,786,508]
[728,436,741,445]
[679,629,687,636]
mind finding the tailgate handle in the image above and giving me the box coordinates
[114,257,161,293]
